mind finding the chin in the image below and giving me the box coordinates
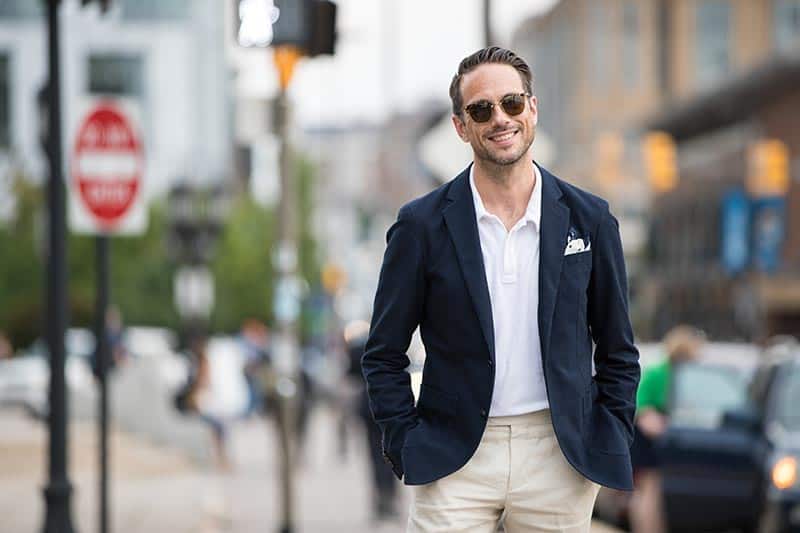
[488,149,527,166]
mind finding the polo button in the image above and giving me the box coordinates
[480,409,487,418]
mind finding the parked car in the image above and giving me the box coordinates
[593,341,761,530]
[0,328,95,417]
[686,339,800,533]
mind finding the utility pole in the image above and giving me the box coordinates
[272,45,302,533]
[42,0,76,530]
[236,3,336,531]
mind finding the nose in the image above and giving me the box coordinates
[489,106,513,127]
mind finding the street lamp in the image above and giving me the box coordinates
[167,183,228,341]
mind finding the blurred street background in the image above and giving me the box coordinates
[0,0,799,532]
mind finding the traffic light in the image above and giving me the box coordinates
[642,131,678,193]
[307,0,336,56]
[253,0,336,56]
[747,139,790,197]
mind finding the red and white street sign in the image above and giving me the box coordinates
[69,98,147,235]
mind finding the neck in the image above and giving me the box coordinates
[472,156,536,214]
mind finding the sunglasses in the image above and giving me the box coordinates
[463,93,529,123]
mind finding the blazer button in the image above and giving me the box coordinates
[488,359,493,367]
[480,409,487,418]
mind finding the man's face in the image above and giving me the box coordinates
[452,63,538,167]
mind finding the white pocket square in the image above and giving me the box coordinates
[564,238,591,256]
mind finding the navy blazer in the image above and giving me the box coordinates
[362,163,640,491]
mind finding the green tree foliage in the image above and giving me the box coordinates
[210,153,321,338]
[0,173,46,348]
[0,170,178,349]
[68,203,179,331]
[210,194,276,332]
[296,155,321,341]
[0,153,321,350]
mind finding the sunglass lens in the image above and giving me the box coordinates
[468,102,493,123]
[501,94,525,116]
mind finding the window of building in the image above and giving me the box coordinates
[0,0,43,19]
[622,1,640,89]
[775,0,800,52]
[695,0,731,89]
[88,54,143,97]
[588,2,610,88]
[0,54,9,149]
[119,0,190,21]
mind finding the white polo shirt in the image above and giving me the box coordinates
[469,164,548,417]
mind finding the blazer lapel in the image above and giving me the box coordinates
[537,165,570,364]
[442,167,496,363]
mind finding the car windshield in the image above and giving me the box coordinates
[670,363,750,429]
[773,364,800,432]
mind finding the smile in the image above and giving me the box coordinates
[488,130,518,143]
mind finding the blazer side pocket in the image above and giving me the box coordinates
[417,383,458,420]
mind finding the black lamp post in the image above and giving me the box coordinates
[41,1,75,532]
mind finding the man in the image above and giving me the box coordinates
[362,47,640,532]
[344,319,400,521]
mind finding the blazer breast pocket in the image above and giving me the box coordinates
[561,251,592,294]
[563,250,592,269]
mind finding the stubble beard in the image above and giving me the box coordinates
[475,125,536,168]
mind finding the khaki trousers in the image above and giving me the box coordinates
[407,409,600,532]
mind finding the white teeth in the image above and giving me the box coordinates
[490,131,516,142]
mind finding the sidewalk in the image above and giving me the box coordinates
[0,405,622,532]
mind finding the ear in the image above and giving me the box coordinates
[529,95,539,126]
[452,114,469,143]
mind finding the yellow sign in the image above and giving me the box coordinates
[273,45,302,90]
[321,262,346,294]
[747,139,790,197]
[642,131,678,194]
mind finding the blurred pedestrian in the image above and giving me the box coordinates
[629,325,705,533]
[238,318,271,417]
[106,306,128,366]
[181,335,232,472]
[362,46,640,532]
[345,319,399,522]
[0,330,12,359]
[91,305,129,379]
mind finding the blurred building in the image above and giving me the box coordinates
[513,0,800,341]
[304,107,440,323]
[0,0,232,192]
[642,55,800,341]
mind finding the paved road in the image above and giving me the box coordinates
[0,405,622,532]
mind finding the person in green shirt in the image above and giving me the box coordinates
[629,325,705,533]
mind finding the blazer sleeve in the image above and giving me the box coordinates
[361,205,425,479]
[588,208,641,446]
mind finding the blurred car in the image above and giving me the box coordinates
[0,328,95,417]
[593,341,761,530]
[689,339,800,533]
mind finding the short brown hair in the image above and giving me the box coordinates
[449,46,533,117]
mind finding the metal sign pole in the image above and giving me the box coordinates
[95,235,111,533]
